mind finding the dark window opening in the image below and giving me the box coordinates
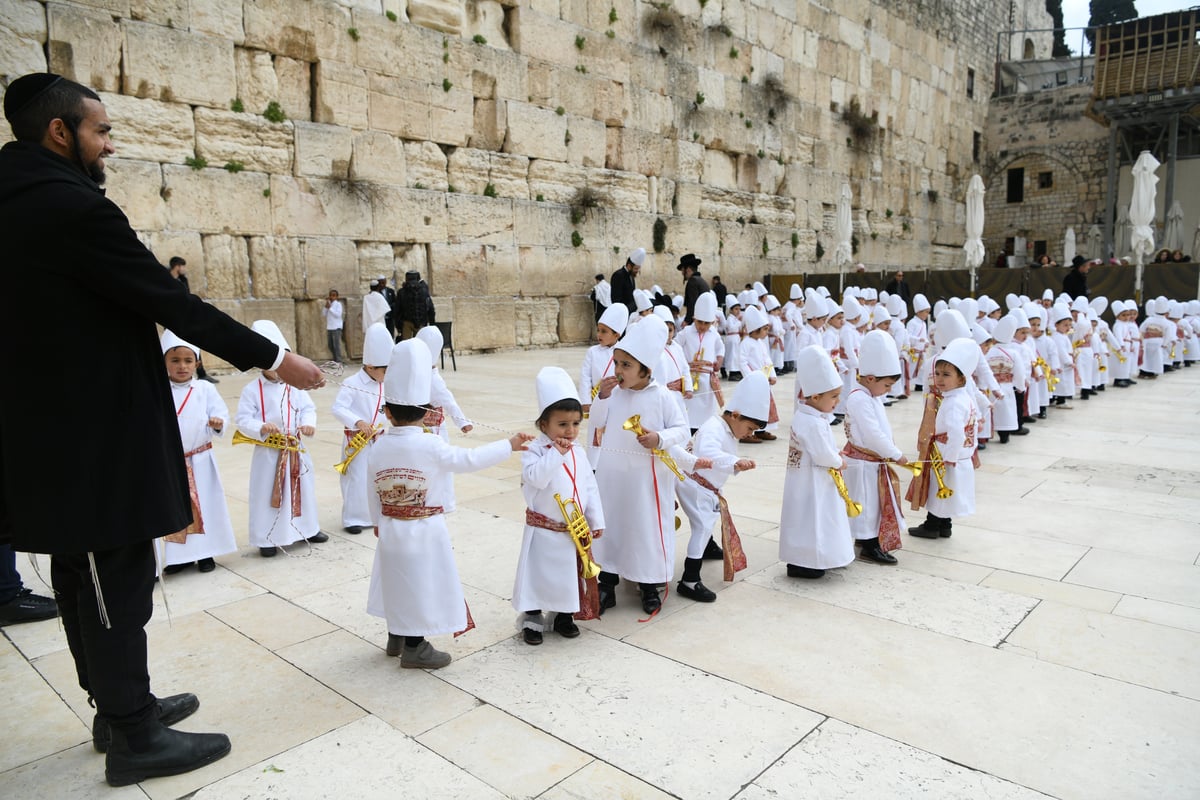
[1038,171,1053,189]
[1007,168,1024,203]
[1034,240,1048,259]
[967,68,976,98]
[973,131,982,163]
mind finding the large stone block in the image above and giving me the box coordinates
[446,193,511,244]
[558,295,593,343]
[430,86,474,147]
[470,98,507,151]
[192,0,244,41]
[699,186,755,222]
[674,181,702,218]
[234,48,280,119]
[1,0,47,79]
[488,152,529,199]
[356,240,394,287]
[449,297,516,349]
[487,245,521,296]
[508,7,580,64]
[370,185,449,242]
[350,130,406,185]
[429,243,488,296]
[504,102,568,162]
[527,160,587,205]
[303,237,361,301]
[122,21,236,108]
[106,159,166,231]
[466,1,509,48]
[405,141,448,190]
[129,0,189,28]
[295,121,354,179]
[315,61,370,129]
[702,149,738,190]
[408,0,463,34]
[275,57,312,122]
[201,234,251,298]
[513,199,574,246]
[47,3,122,92]
[245,236,301,298]
[269,175,373,238]
[195,108,294,174]
[293,298,332,362]
[368,74,431,140]
[140,230,204,292]
[244,0,353,63]
[514,298,559,346]
[100,92,195,164]
[590,168,650,213]
[566,115,606,168]
[164,165,271,235]
[446,147,490,195]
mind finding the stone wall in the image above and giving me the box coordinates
[2,0,1025,356]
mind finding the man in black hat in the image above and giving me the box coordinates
[0,73,325,787]
[1063,257,1091,300]
[677,253,710,325]
[610,247,644,313]
[396,269,435,340]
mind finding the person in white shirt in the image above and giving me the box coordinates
[321,289,345,363]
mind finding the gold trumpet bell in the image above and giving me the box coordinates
[892,461,923,478]
[827,468,863,518]
[231,429,258,447]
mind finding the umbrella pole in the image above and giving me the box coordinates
[1135,258,1144,304]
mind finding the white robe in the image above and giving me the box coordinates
[925,386,978,520]
[779,404,855,569]
[739,335,778,431]
[842,387,905,542]
[590,380,690,584]
[905,317,930,387]
[1140,316,1167,374]
[834,324,862,416]
[512,436,604,614]
[792,323,823,411]
[722,314,742,374]
[676,415,741,558]
[236,378,319,547]
[1051,331,1076,397]
[362,290,390,330]
[678,325,725,429]
[161,380,237,566]
[366,427,512,635]
[987,345,1019,432]
[331,369,386,529]
[579,343,615,408]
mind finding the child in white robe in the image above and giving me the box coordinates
[1050,304,1076,406]
[738,306,778,441]
[368,339,532,668]
[160,331,236,574]
[674,373,766,601]
[679,292,725,432]
[331,324,392,535]
[842,331,908,566]
[722,296,743,381]
[590,316,690,616]
[833,296,866,421]
[779,345,855,578]
[907,294,932,392]
[513,368,605,645]
[236,321,323,556]
[415,326,473,513]
[765,296,786,371]
[579,303,629,417]
[909,339,979,539]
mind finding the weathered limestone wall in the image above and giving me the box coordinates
[2,0,1018,358]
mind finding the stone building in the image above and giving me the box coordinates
[1,0,1052,357]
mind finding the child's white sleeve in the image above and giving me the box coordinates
[655,390,691,451]
[844,393,902,460]
[797,421,843,469]
[235,384,263,438]
[296,389,317,428]
[203,383,230,437]
[331,383,361,429]
[433,436,512,473]
[521,444,560,490]
[432,371,471,429]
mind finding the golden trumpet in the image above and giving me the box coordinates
[889,460,923,478]
[232,429,304,452]
[930,443,953,499]
[828,468,862,517]
[1107,345,1127,364]
[691,348,704,392]
[554,493,602,580]
[333,424,382,475]
[623,415,686,481]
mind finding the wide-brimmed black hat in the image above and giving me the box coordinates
[677,253,702,271]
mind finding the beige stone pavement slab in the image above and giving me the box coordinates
[1064,548,1200,607]
[0,637,90,774]
[747,560,1037,646]
[150,562,266,619]
[981,569,1121,613]
[538,758,676,800]
[3,613,70,660]
[206,592,338,652]
[1003,601,1200,700]
[738,718,1053,800]
[191,715,507,800]
[894,549,994,584]
[0,743,146,800]
[1112,594,1200,634]
[219,534,376,601]
[417,704,592,798]
[900,521,1089,580]
[628,582,1200,800]
[441,631,823,800]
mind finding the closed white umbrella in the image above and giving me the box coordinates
[834,183,853,268]
[1193,219,1200,260]
[1114,204,1131,258]
[1087,224,1102,259]
[964,175,985,269]
[1063,226,1076,265]
[1164,200,1185,252]
[1129,151,1160,267]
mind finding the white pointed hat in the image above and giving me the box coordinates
[932,299,948,318]
[1071,296,1090,313]
[1111,299,1126,315]
[939,337,979,376]
[858,329,901,377]
[628,247,646,266]
[251,319,290,351]
[633,289,653,313]
[992,315,1017,344]
[1007,308,1030,329]
[753,281,768,296]
[932,309,970,346]
[725,371,771,421]
[913,293,931,313]
[616,313,668,370]
[694,291,718,322]
[789,283,803,300]
[971,324,993,345]
[1050,303,1072,324]
[160,329,199,358]
[1005,293,1021,311]
[1089,297,1108,315]
[871,305,892,327]
[536,366,580,416]
[886,294,905,317]
[742,305,770,332]
[671,295,684,309]
[879,290,891,304]
[725,294,741,310]
[817,286,831,298]
[598,303,630,335]
[415,325,444,366]
[652,305,676,326]
[803,295,828,320]
[1042,288,1054,301]
[363,323,394,367]
[841,294,865,324]
[764,294,781,311]
[796,344,841,396]
[384,339,432,405]
[959,298,979,322]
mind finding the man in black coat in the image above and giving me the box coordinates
[609,247,645,313]
[1063,257,1091,300]
[884,270,911,304]
[395,270,435,340]
[678,253,710,324]
[0,74,324,787]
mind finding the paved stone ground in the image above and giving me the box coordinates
[3,347,1199,799]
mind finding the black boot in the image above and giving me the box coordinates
[105,719,231,787]
[910,513,945,539]
[998,430,1010,444]
[93,693,200,753]
[702,537,724,560]
[857,537,898,564]
[786,564,826,579]
[676,557,716,602]
[597,571,619,615]
[639,583,662,614]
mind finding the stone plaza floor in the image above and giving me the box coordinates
[2,345,1199,799]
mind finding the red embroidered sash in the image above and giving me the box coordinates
[380,504,444,520]
[423,406,445,428]
[270,435,303,518]
[687,472,748,581]
[840,442,903,552]
[166,442,213,543]
[905,390,941,510]
[524,508,600,620]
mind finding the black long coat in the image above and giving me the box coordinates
[610,265,637,313]
[0,142,279,554]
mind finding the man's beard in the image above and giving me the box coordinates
[70,132,105,185]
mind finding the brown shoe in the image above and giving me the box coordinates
[738,435,762,444]
[754,430,777,441]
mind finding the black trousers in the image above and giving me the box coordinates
[51,541,157,732]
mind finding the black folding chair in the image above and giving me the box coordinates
[435,321,456,371]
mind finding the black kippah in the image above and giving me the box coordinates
[3,73,64,123]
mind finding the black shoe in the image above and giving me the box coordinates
[702,538,724,560]
[914,384,923,392]
[1037,410,1047,418]
[909,524,940,539]
[857,542,898,564]
[1097,384,1106,391]
[343,526,364,535]
[883,400,894,407]
[1013,426,1030,436]
[998,432,1010,444]
[553,613,580,638]
[259,547,277,558]
[105,722,231,787]
[522,627,543,645]
[830,416,843,426]
[785,564,826,579]
[306,531,329,543]
[386,634,403,657]
[597,584,616,615]
[0,588,58,625]
[639,584,661,614]
[200,374,220,384]
[197,558,216,573]
[676,581,717,602]
[976,442,986,450]
[162,562,193,575]
[93,693,200,753]
[939,527,953,538]
[1021,416,1037,424]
